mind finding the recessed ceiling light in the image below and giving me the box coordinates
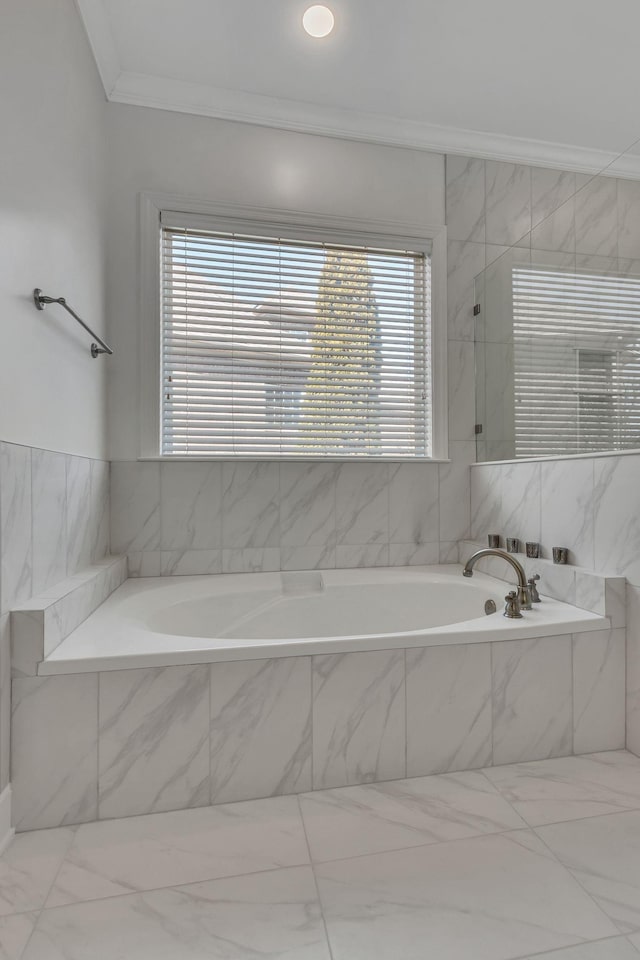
[302,4,335,38]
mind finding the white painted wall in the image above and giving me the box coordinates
[0,0,108,459]
[105,104,445,460]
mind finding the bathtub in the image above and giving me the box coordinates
[40,564,607,675]
[15,563,620,831]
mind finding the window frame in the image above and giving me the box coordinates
[139,192,448,461]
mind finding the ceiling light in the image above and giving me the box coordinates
[302,5,335,38]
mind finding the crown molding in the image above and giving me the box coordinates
[106,70,640,178]
[76,0,640,178]
[74,0,121,96]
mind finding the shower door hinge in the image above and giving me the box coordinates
[475,423,483,435]
[473,303,481,316]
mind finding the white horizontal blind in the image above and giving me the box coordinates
[160,221,431,457]
[513,265,640,457]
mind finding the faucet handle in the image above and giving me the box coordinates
[527,574,541,603]
[504,591,523,619]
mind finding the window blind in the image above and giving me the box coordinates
[512,265,640,457]
[160,220,431,457]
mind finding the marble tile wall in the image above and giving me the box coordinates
[446,156,640,463]
[110,456,474,577]
[11,556,128,678]
[110,155,528,578]
[469,452,640,754]
[459,539,626,624]
[0,443,110,615]
[0,442,110,798]
[110,155,640,583]
[10,628,624,830]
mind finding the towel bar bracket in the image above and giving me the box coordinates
[33,288,113,358]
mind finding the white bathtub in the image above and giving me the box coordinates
[40,565,608,675]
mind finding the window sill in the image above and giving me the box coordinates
[135,455,452,464]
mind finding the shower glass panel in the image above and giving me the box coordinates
[474,166,640,461]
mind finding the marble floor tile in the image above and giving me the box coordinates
[0,913,38,960]
[0,828,74,917]
[299,770,525,862]
[537,810,640,934]
[26,867,330,960]
[484,751,640,826]
[316,829,616,960]
[522,938,640,959]
[47,796,309,908]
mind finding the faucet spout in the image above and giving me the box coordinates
[462,548,531,610]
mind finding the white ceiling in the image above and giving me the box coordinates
[77,0,640,173]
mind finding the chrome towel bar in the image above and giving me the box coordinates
[33,288,113,358]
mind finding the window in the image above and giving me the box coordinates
[512,265,640,457]
[158,213,432,458]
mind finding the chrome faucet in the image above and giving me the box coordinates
[462,548,532,612]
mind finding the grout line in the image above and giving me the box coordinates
[208,662,213,806]
[95,672,100,820]
[403,647,408,779]
[28,447,35,599]
[13,794,640,911]
[296,794,336,960]
[302,824,538,870]
[524,803,640,830]
[514,935,640,960]
[22,820,79,951]
[532,822,623,937]
[571,631,575,754]
[9,759,640,922]
[490,639,496,766]
[158,461,163,558]
[34,860,314,915]
[309,655,314,792]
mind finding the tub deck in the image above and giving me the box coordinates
[39,565,608,675]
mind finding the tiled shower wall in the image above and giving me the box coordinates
[0,443,110,795]
[446,155,640,345]
[446,156,640,461]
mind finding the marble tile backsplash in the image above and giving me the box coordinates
[0,443,110,615]
[0,441,111,795]
[469,452,640,757]
[470,453,640,577]
[110,451,473,577]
